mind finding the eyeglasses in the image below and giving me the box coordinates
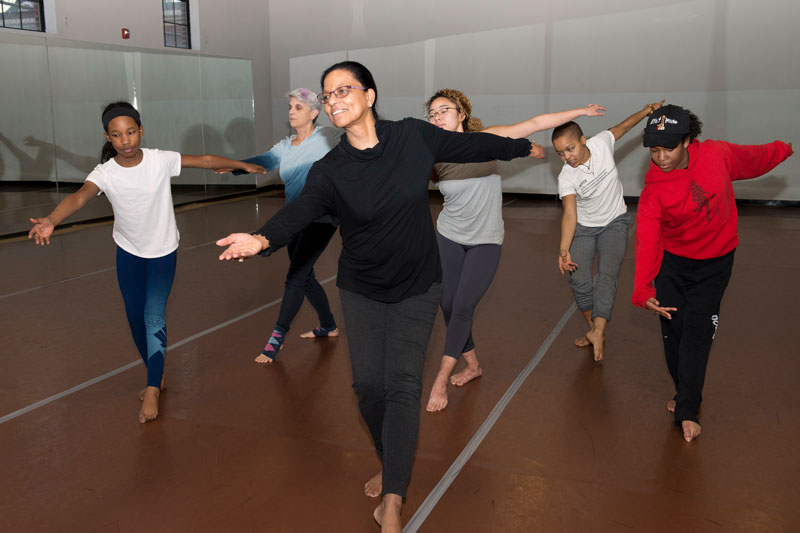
[426,107,457,120]
[317,85,368,104]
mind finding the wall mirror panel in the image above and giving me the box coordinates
[0,32,255,236]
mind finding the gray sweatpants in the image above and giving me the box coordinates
[568,213,630,321]
[339,282,442,498]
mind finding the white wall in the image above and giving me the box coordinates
[268,0,799,201]
[2,0,797,198]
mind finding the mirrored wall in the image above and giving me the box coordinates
[0,31,256,235]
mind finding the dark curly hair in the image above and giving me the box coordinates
[682,108,703,143]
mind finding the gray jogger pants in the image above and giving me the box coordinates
[567,213,630,321]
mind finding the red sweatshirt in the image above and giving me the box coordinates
[632,139,792,308]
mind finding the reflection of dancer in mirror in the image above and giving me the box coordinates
[27,102,265,424]
[216,62,535,533]
[633,104,793,442]
[24,135,98,174]
[224,88,343,363]
[553,100,665,362]
[424,88,605,412]
[0,131,55,179]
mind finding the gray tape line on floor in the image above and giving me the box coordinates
[0,275,336,424]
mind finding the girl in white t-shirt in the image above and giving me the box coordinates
[552,100,663,362]
[28,102,265,423]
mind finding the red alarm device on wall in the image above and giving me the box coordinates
[121,28,130,39]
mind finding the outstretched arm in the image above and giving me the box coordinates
[223,149,283,175]
[217,167,334,261]
[419,119,532,165]
[723,140,794,181]
[28,181,100,245]
[482,104,606,139]
[558,195,579,275]
[217,233,269,260]
[181,154,267,174]
[608,100,664,141]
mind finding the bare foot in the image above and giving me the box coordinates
[574,336,591,347]
[254,342,283,364]
[426,376,449,412]
[681,420,702,442]
[254,353,275,364]
[451,366,482,386]
[299,327,339,338]
[365,471,382,498]
[374,494,402,532]
[667,399,676,413]
[585,328,605,362]
[139,386,160,423]
[139,375,166,401]
[451,349,482,386]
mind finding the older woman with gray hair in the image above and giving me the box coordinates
[229,88,343,362]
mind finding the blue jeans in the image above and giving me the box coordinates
[116,247,177,387]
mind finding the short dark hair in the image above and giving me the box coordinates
[552,121,584,143]
[320,61,379,120]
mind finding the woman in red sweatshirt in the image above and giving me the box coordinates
[633,104,793,442]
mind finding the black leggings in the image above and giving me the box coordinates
[339,282,442,498]
[275,222,337,332]
[437,232,501,358]
[655,249,734,424]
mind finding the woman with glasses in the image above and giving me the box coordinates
[216,61,536,532]
[424,88,605,412]
[223,88,343,363]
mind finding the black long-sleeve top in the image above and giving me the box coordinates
[255,118,531,303]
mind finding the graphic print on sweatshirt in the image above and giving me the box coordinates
[690,180,718,221]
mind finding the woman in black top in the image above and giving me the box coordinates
[217,61,533,532]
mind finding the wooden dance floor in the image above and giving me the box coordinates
[1,192,798,532]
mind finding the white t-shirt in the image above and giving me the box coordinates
[557,130,627,227]
[86,148,182,258]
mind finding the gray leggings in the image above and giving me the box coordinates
[437,232,502,358]
[568,213,630,321]
[339,282,442,498]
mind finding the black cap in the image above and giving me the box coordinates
[643,105,690,148]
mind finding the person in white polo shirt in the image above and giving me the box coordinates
[552,100,664,361]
